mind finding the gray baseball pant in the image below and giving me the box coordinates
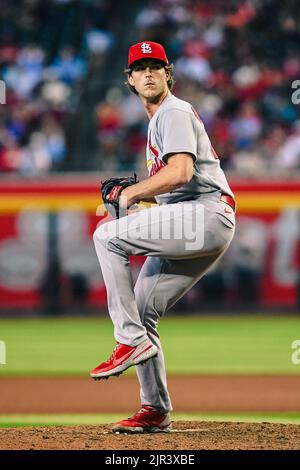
[93,193,235,413]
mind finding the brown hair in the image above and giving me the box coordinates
[124,62,175,95]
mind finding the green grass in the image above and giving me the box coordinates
[0,315,300,375]
[1,412,300,428]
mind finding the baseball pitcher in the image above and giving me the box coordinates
[91,41,236,434]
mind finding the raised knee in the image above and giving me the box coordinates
[93,225,106,245]
[93,221,116,245]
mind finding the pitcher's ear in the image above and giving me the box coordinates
[128,74,134,85]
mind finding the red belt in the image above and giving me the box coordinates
[220,193,236,213]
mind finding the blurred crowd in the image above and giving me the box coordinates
[0,0,114,175]
[1,0,300,175]
[96,0,300,175]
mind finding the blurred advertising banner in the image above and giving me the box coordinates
[0,177,299,309]
[228,181,300,308]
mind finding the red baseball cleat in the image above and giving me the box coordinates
[112,405,171,434]
[90,337,158,380]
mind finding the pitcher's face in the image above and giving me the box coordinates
[128,59,169,102]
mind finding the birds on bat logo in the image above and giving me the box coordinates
[147,133,165,176]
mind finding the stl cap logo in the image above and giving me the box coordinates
[141,42,152,54]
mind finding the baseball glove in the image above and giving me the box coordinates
[101,173,138,219]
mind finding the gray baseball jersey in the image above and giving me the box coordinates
[146,94,234,205]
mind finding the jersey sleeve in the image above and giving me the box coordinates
[158,108,197,164]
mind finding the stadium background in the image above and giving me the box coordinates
[0,0,300,448]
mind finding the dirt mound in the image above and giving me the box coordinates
[1,421,300,450]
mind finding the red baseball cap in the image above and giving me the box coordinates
[128,41,169,68]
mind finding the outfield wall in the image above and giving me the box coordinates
[0,176,299,309]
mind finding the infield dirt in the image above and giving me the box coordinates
[1,375,300,413]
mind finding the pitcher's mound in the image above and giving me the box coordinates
[1,421,300,450]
